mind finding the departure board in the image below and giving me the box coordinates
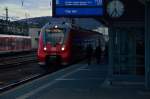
[53,0,103,17]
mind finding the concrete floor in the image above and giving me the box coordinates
[0,63,150,99]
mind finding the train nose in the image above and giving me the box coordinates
[46,55,61,65]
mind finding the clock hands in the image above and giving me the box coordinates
[111,8,118,17]
[111,0,119,17]
[107,0,124,18]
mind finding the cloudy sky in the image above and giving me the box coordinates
[0,0,52,20]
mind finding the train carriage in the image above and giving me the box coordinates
[38,21,104,67]
[0,34,31,53]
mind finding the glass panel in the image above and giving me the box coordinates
[44,28,66,46]
[112,28,145,76]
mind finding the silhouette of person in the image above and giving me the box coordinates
[95,45,102,64]
[105,44,108,64]
[86,44,93,65]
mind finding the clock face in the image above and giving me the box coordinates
[107,0,124,18]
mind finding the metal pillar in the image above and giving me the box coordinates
[108,27,114,78]
[145,2,150,89]
[145,1,150,89]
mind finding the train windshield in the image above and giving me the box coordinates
[45,28,66,46]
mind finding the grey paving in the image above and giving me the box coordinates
[0,63,150,99]
[28,64,150,99]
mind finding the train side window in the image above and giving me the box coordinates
[2,38,4,48]
[0,38,2,47]
[25,39,28,48]
[24,39,26,47]
[0,38,4,49]
[4,38,7,48]
[5,38,8,49]
[16,38,19,49]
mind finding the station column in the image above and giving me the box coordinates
[108,27,114,78]
[145,1,150,89]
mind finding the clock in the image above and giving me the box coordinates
[107,0,124,18]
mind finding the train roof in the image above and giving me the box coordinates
[41,21,103,36]
[42,21,72,30]
[0,34,31,38]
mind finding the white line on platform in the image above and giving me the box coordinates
[16,64,87,99]
[55,78,77,81]
[78,68,91,71]
[56,77,104,81]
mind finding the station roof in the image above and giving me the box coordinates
[138,0,146,4]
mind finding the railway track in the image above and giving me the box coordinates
[0,51,84,93]
[0,62,67,93]
[0,53,37,69]
[0,60,84,93]
[0,73,47,93]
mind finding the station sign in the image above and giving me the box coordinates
[53,0,104,17]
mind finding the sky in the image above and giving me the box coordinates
[0,0,52,20]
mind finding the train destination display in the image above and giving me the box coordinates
[53,0,104,17]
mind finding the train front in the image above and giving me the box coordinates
[38,22,71,66]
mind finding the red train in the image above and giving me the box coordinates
[37,21,103,66]
[0,34,31,53]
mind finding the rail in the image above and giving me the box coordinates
[0,52,37,69]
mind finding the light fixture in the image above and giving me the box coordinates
[55,25,58,28]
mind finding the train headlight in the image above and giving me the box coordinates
[61,46,65,51]
[44,47,47,51]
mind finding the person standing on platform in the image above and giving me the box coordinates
[86,44,93,65]
[95,44,102,64]
[105,44,108,64]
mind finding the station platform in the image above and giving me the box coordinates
[0,62,150,99]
